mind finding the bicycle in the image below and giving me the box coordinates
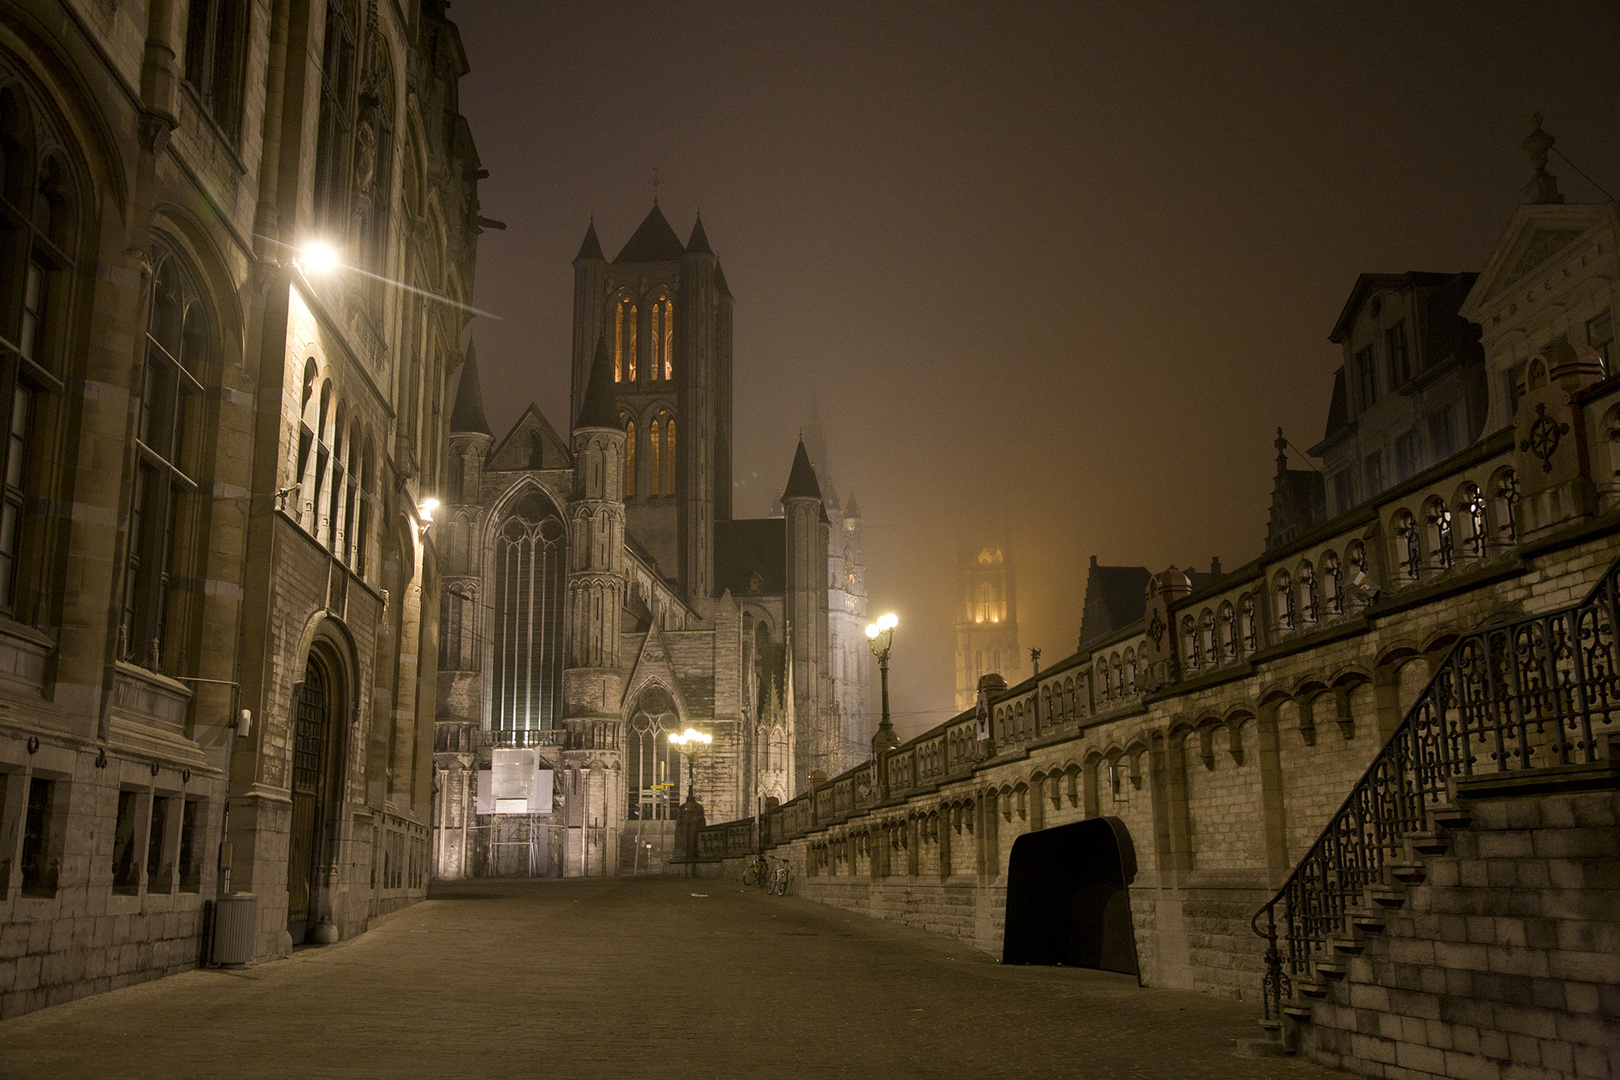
[767,856,790,896]
[742,853,768,888]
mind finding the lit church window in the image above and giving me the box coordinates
[649,420,661,495]
[651,297,673,381]
[614,298,637,382]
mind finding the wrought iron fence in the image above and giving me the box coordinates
[1253,555,1620,1023]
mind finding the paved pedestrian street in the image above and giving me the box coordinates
[0,878,1345,1079]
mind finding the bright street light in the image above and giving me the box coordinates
[300,242,340,274]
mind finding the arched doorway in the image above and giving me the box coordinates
[287,651,345,942]
[1002,816,1139,977]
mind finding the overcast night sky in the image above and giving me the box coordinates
[453,2,1620,741]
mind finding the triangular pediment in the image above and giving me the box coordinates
[489,404,573,472]
[624,628,689,721]
[1461,203,1610,321]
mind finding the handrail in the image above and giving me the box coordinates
[1252,555,1620,1023]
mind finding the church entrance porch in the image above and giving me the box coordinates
[286,653,347,944]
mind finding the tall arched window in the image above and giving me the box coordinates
[491,491,566,734]
[1274,571,1294,630]
[623,417,636,496]
[1298,561,1317,622]
[1392,509,1421,580]
[665,417,676,493]
[123,243,209,670]
[1240,594,1257,652]
[649,419,662,495]
[312,0,358,235]
[650,297,672,381]
[1200,609,1217,662]
[1218,601,1236,657]
[1426,497,1453,570]
[627,685,681,820]
[1322,550,1342,615]
[614,298,638,382]
[183,0,250,142]
[1181,615,1199,670]
[0,82,76,620]
[1458,483,1486,558]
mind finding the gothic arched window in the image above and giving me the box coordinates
[312,0,358,235]
[649,418,662,495]
[122,242,210,670]
[627,685,681,820]
[1426,497,1453,570]
[1458,483,1486,558]
[491,490,566,734]
[665,417,676,494]
[614,299,637,382]
[650,296,673,381]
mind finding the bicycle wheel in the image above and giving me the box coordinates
[743,865,760,887]
[770,869,787,896]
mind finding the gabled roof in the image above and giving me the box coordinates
[781,439,822,502]
[1329,272,1466,344]
[1459,202,1611,323]
[613,203,685,263]
[576,336,619,429]
[488,404,572,472]
[449,338,492,435]
[574,220,604,263]
[714,518,787,596]
[1078,559,1151,647]
[686,213,712,255]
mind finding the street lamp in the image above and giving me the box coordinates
[866,613,900,794]
[667,727,712,802]
[299,241,341,274]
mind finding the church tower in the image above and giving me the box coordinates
[782,439,833,790]
[561,338,628,875]
[955,542,1021,711]
[570,205,734,602]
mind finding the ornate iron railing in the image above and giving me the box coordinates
[1253,555,1620,1023]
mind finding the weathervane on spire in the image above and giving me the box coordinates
[651,167,663,204]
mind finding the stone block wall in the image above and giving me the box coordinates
[1299,788,1620,1080]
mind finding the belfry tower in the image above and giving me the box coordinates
[955,542,1020,711]
[560,338,628,875]
[569,204,734,602]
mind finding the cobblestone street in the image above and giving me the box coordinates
[0,878,1344,1079]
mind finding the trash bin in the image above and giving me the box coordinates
[212,893,257,966]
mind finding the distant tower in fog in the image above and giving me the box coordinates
[955,542,1020,711]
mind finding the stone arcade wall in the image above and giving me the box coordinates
[686,374,1620,1006]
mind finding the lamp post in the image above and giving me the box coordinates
[667,727,711,872]
[865,613,900,796]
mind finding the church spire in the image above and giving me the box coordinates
[781,438,823,503]
[574,218,605,263]
[576,335,619,430]
[449,338,492,435]
[686,212,713,255]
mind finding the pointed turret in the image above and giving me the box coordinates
[686,213,713,255]
[449,338,492,436]
[713,260,732,298]
[614,203,685,263]
[574,219,605,263]
[843,491,860,519]
[781,439,823,503]
[576,335,619,430]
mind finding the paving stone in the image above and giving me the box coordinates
[0,877,1348,1080]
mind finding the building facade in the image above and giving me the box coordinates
[431,206,872,879]
[0,0,482,1018]
[689,128,1620,1080]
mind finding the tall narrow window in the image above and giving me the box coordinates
[627,304,638,381]
[614,302,624,382]
[663,299,674,380]
[650,297,673,381]
[649,420,662,496]
[122,248,207,672]
[312,0,357,234]
[665,417,676,494]
[492,492,566,734]
[183,0,249,142]
[624,418,636,495]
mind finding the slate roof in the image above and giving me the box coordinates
[449,338,491,435]
[713,518,786,596]
[574,220,604,262]
[781,439,822,502]
[576,336,619,429]
[613,203,685,263]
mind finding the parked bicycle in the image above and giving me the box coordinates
[767,856,790,896]
[742,853,768,888]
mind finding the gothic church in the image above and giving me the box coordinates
[432,205,870,877]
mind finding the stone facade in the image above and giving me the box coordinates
[0,0,483,1019]
[430,209,872,879]
[688,148,1620,1060]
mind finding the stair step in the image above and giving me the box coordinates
[1349,907,1386,934]
[1408,830,1450,855]
[1368,883,1405,909]
[1431,803,1472,831]
[1315,961,1347,980]
[1298,980,1329,999]
[1282,1001,1315,1021]
[1329,935,1364,956]
[1389,860,1426,885]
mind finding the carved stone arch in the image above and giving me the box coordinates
[484,476,569,551]
[1220,709,1252,765]
[1374,639,1423,669]
[1421,627,1461,658]
[148,212,245,376]
[1291,674,1329,700]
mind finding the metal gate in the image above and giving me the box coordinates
[287,659,328,942]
